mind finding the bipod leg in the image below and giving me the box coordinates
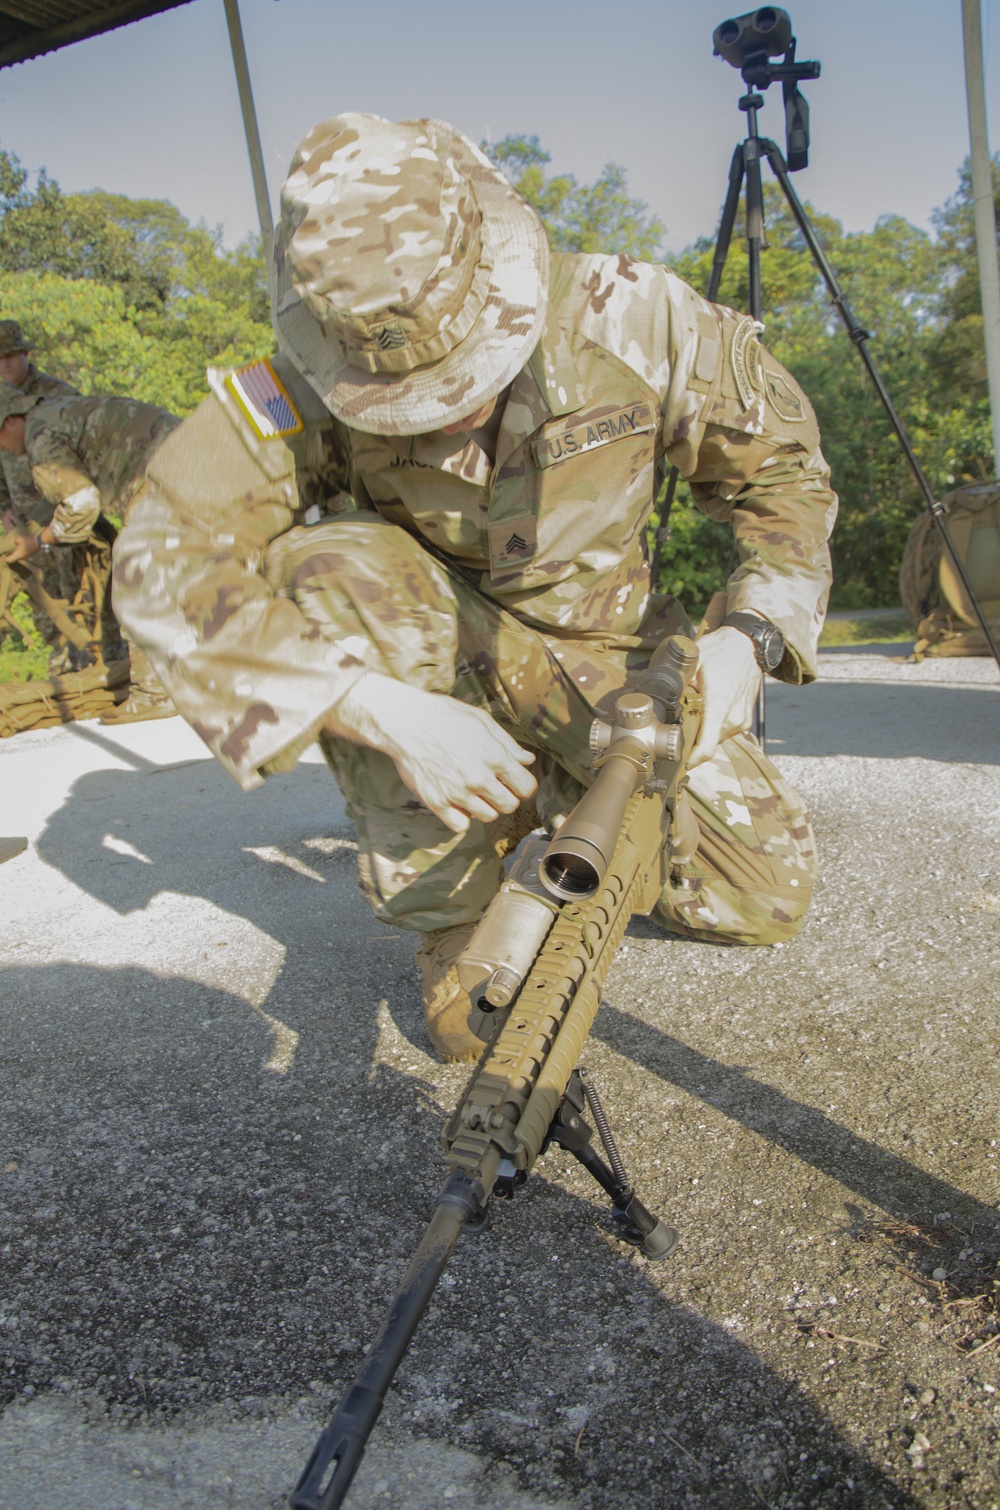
[545,1068,678,1261]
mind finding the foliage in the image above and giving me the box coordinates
[485,136,666,260]
[669,167,999,609]
[0,151,272,415]
[2,138,998,613]
[0,593,48,682]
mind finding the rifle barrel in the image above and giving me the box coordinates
[290,1172,483,1510]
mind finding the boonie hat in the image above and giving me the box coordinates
[0,320,32,358]
[0,381,40,426]
[272,114,550,435]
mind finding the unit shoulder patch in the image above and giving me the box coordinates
[225,358,304,440]
[730,317,765,411]
[763,363,806,423]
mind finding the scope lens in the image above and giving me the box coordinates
[717,19,740,43]
[541,852,598,898]
[756,7,778,30]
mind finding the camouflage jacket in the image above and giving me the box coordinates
[0,364,80,525]
[24,394,179,544]
[116,251,837,790]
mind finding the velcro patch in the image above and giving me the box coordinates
[764,367,805,422]
[531,403,655,469]
[730,317,764,411]
[225,358,304,440]
[489,515,538,564]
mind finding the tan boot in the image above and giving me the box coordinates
[415,921,488,1064]
[100,691,175,725]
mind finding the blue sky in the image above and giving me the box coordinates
[1,0,998,254]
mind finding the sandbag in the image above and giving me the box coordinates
[0,658,129,737]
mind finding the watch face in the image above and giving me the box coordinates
[760,625,785,671]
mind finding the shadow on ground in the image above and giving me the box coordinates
[1,961,921,1509]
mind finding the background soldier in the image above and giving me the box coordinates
[0,319,84,668]
[114,114,837,1059]
[0,384,180,720]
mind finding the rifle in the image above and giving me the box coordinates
[0,519,117,660]
[0,554,96,657]
[291,632,702,1510]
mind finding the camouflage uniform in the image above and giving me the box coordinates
[114,115,836,947]
[23,394,180,687]
[0,361,80,527]
[0,357,82,658]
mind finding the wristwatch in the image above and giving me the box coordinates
[723,611,786,674]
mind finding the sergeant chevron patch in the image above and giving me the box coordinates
[226,359,304,439]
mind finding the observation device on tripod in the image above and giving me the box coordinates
[653,7,1000,745]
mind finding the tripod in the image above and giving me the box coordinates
[653,14,1000,750]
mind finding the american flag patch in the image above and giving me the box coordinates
[225,358,303,439]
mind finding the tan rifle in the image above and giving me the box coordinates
[0,554,97,657]
[291,633,701,1509]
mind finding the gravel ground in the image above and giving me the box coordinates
[0,654,998,1510]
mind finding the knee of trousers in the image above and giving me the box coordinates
[271,514,461,695]
[654,731,817,947]
[654,873,813,946]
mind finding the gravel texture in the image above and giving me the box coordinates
[0,658,998,1509]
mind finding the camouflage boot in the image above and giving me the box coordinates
[415,921,488,1064]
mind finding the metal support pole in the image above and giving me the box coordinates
[961,0,1000,470]
[222,0,273,262]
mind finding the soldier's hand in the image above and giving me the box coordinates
[0,528,38,563]
[324,673,537,835]
[687,626,760,768]
[1,507,15,532]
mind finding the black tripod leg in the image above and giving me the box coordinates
[761,136,1000,671]
[708,144,745,302]
[651,148,746,585]
[740,136,769,745]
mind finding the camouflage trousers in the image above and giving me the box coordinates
[272,514,816,945]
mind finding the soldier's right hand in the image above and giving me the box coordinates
[323,673,537,835]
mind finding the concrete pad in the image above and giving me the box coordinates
[1,658,998,1509]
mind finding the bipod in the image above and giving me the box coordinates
[290,1069,677,1510]
[538,1066,678,1259]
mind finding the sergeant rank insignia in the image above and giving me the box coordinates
[225,358,304,440]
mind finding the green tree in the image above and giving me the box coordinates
[0,271,156,397]
[0,150,273,414]
[485,135,666,259]
[671,185,955,608]
[923,154,1000,483]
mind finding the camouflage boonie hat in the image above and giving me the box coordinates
[0,380,40,425]
[0,320,32,358]
[272,113,550,436]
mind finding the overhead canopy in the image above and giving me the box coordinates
[0,0,194,69]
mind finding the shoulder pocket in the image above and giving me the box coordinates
[146,391,284,513]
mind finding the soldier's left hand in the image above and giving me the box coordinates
[0,529,40,564]
[687,626,760,767]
